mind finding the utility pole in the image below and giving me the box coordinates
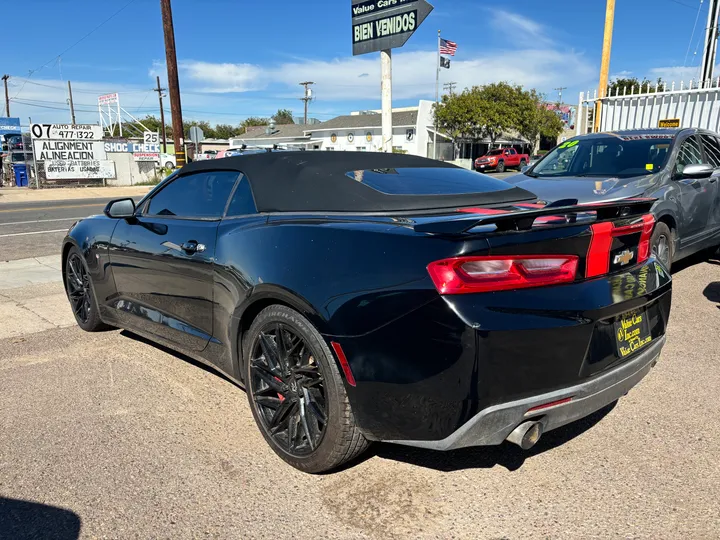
[160,0,185,167]
[154,75,168,153]
[553,86,567,105]
[434,30,441,159]
[381,50,393,153]
[67,81,76,124]
[594,0,615,132]
[443,82,457,95]
[299,81,314,125]
[700,0,720,85]
[2,75,10,117]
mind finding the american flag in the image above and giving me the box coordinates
[440,38,458,56]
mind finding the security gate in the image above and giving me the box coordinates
[578,78,720,134]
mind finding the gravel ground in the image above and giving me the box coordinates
[0,254,719,539]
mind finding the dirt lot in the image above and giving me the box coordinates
[1,253,719,539]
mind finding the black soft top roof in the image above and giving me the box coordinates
[179,151,535,213]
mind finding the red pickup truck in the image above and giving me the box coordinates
[475,148,530,173]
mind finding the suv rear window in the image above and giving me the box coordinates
[346,167,515,195]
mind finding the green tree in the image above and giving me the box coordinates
[239,116,268,134]
[516,89,565,152]
[272,109,295,124]
[214,123,241,139]
[183,120,217,140]
[608,76,665,95]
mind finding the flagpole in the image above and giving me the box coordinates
[434,30,440,160]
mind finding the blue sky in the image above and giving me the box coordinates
[1,0,712,126]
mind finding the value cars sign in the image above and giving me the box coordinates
[352,0,433,56]
[31,123,115,180]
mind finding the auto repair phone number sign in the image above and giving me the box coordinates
[31,124,103,141]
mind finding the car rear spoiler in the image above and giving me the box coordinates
[413,198,657,235]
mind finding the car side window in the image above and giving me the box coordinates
[225,175,258,216]
[146,171,239,218]
[675,136,703,176]
[700,135,720,169]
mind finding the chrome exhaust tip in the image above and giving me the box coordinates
[506,421,543,450]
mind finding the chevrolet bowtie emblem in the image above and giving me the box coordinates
[614,250,634,266]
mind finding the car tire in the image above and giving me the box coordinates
[519,159,527,169]
[496,161,505,173]
[651,222,673,268]
[243,305,369,473]
[64,246,111,332]
[164,161,174,169]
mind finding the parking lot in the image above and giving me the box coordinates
[0,191,718,538]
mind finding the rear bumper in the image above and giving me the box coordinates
[386,335,665,451]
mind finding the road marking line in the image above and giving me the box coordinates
[0,217,85,227]
[0,229,67,238]
[0,203,103,214]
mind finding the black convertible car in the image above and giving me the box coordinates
[63,152,672,473]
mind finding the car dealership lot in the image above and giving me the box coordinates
[1,250,719,538]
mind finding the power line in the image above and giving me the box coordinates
[685,0,706,66]
[667,0,703,7]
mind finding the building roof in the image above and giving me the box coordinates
[238,124,311,140]
[309,111,419,132]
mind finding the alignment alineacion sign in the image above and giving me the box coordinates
[352,0,433,56]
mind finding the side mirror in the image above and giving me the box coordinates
[680,163,714,179]
[521,166,530,173]
[104,198,136,219]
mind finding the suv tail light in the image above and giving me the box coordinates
[427,255,578,295]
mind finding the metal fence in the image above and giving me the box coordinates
[578,78,720,134]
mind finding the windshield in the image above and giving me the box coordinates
[529,135,674,178]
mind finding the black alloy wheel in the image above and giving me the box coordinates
[496,161,505,173]
[249,322,328,456]
[66,253,93,325]
[64,247,110,332]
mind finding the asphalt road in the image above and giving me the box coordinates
[1,253,719,536]
[0,198,122,262]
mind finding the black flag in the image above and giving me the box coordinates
[440,56,451,69]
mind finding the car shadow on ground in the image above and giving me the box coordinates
[350,402,616,473]
[703,282,720,309]
[0,497,81,540]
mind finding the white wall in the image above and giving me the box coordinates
[314,127,419,154]
[106,153,156,186]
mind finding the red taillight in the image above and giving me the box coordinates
[427,255,578,295]
[637,214,655,263]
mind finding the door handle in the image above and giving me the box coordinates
[181,241,206,254]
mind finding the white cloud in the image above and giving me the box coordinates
[175,48,594,102]
[486,9,555,47]
[649,65,704,83]
[180,60,265,93]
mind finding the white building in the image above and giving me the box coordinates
[230,100,447,156]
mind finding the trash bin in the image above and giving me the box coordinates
[12,164,28,187]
